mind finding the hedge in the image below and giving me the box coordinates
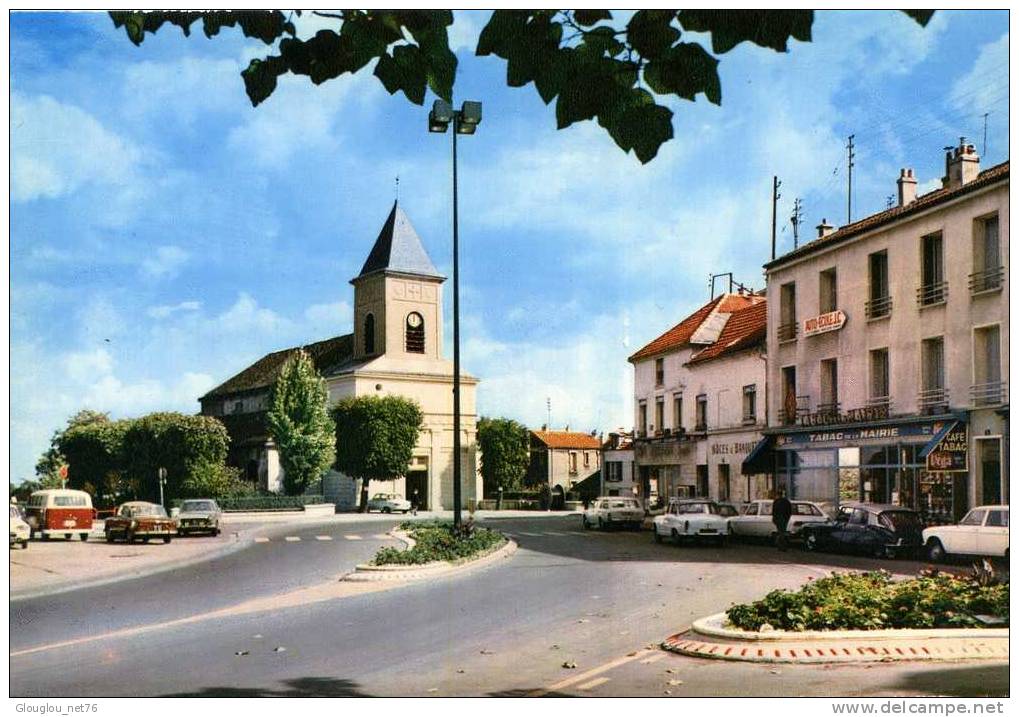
[172,495,325,512]
[372,520,506,566]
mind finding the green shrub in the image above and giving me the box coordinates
[171,494,324,512]
[726,570,1009,632]
[372,521,506,566]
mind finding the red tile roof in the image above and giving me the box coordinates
[766,161,1009,270]
[628,294,763,363]
[531,430,602,450]
[687,299,767,364]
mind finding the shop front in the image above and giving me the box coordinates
[767,413,970,525]
[634,436,703,507]
[709,431,770,503]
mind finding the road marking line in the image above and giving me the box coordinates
[576,677,610,691]
[372,534,392,540]
[567,531,587,536]
[254,537,271,543]
[543,531,568,536]
[315,535,332,541]
[640,652,666,664]
[344,534,363,540]
[530,648,656,696]
[519,532,542,537]
[284,536,301,542]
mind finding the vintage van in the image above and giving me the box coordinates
[24,489,94,541]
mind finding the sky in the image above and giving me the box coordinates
[9,10,1009,482]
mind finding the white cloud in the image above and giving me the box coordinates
[147,301,202,319]
[304,300,353,335]
[141,245,190,279]
[63,348,114,383]
[449,11,486,52]
[949,32,1008,114]
[10,93,143,203]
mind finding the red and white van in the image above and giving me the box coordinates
[24,489,94,541]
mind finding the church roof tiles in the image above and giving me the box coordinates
[355,201,444,281]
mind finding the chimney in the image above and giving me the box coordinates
[816,218,835,238]
[897,168,917,206]
[943,138,980,189]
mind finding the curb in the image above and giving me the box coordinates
[343,535,518,583]
[660,612,1010,664]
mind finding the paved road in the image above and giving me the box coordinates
[9,515,1008,697]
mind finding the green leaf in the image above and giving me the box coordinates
[677,10,813,54]
[241,57,286,107]
[572,10,612,27]
[626,10,680,59]
[643,43,721,105]
[476,10,530,57]
[598,88,674,164]
[901,10,935,26]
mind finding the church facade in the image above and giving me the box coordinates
[199,202,482,511]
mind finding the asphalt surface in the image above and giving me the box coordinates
[9,515,1009,697]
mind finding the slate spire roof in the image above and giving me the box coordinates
[354,201,444,281]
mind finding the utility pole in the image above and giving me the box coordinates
[982,112,989,157]
[790,198,803,249]
[846,134,855,224]
[770,176,781,260]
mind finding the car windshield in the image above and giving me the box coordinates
[959,509,986,526]
[54,495,89,507]
[123,505,168,518]
[677,502,717,515]
[181,501,216,512]
[609,500,639,509]
[717,505,738,517]
[878,510,921,533]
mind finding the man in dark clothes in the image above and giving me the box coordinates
[772,488,793,551]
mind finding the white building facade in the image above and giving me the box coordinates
[763,144,1008,523]
[601,432,636,498]
[629,293,771,505]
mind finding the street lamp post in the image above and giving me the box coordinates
[429,99,482,529]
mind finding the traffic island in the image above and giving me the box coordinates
[343,521,517,583]
[663,569,1009,664]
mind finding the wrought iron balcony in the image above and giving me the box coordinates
[865,295,892,319]
[918,388,949,414]
[969,266,1004,294]
[816,401,841,418]
[866,395,891,410]
[971,381,1007,407]
[917,281,948,307]
[777,322,798,342]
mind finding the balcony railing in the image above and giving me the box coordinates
[865,295,892,319]
[969,266,1004,294]
[777,395,811,426]
[971,381,1008,407]
[816,401,841,418]
[777,322,798,342]
[917,281,948,307]
[918,387,949,414]
[867,395,891,410]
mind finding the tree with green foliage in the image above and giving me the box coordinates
[110,10,933,164]
[477,416,529,497]
[57,418,134,505]
[266,350,336,496]
[331,395,423,512]
[121,412,230,503]
[34,409,111,488]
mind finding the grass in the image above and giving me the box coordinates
[371,519,507,566]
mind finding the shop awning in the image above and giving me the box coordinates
[741,436,773,476]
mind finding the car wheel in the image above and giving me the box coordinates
[105,529,114,543]
[126,529,136,544]
[214,527,221,536]
[671,528,681,546]
[20,540,28,550]
[79,533,88,542]
[582,517,591,530]
[872,544,893,560]
[804,533,818,552]
[41,532,50,541]
[926,539,946,563]
[65,533,72,540]
[163,536,172,544]
[383,507,392,514]
[142,536,150,544]
[597,518,604,530]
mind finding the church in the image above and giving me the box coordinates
[198,201,482,511]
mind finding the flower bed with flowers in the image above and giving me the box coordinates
[725,570,1009,632]
[371,519,506,566]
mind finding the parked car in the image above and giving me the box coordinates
[728,499,831,540]
[104,502,176,544]
[583,497,644,530]
[23,489,94,541]
[923,505,1009,562]
[801,503,924,559]
[175,499,222,536]
[716,502,741,518]
[653,499,730,545]
[366,493,412,514]
[10,504,29,549]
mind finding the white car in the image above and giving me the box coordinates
[10,504,29,549]
[653,500,730,546]
[923,505,1009,562]
[583,497,644,530]
[727,499,832,540]
[366,493,412,514]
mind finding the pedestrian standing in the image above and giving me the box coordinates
[772,489,793,552]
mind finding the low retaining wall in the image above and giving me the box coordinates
[343,533,517,583]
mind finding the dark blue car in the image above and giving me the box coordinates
[801,503,924,559]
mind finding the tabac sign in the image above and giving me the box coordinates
[803,310,847,337]
[924,422,968,472]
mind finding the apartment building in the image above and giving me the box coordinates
[525,429,602,506]
[628,292,770,505]
[601,431,636,498]
[763,142,1008,523]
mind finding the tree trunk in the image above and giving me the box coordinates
[359,476,370,513]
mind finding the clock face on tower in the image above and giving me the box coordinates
[407,312,423,329]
